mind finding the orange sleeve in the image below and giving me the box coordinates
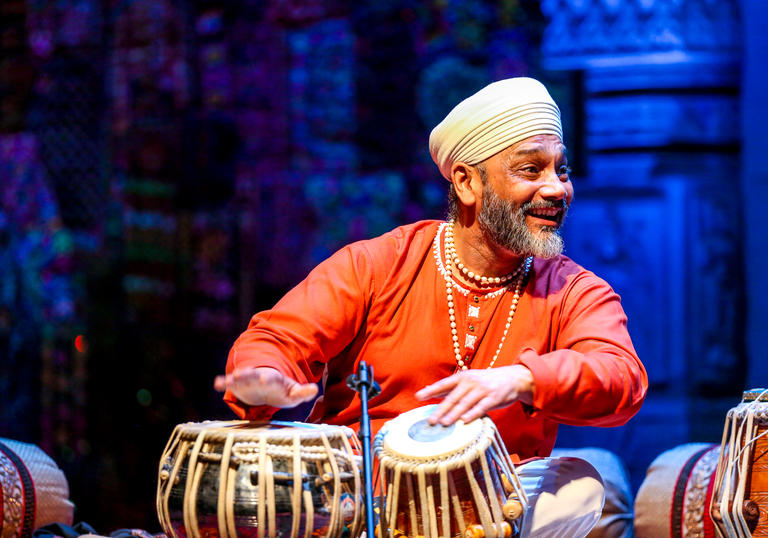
[517,273,648,427]
[223,243,376,419]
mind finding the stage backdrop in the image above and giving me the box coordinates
[0,0,758,530]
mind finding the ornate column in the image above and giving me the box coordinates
[540,0,743,487]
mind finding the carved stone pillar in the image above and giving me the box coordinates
[540,0,744,487]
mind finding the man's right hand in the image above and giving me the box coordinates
[213,367,319,408]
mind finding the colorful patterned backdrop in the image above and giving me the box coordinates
[0,0,756,530]
[0,0,557,529]
[0,134,78,444]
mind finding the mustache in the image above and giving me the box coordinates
[521,199,569,212]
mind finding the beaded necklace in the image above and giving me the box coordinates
[441,222,532,370]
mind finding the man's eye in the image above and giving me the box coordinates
[521,166,538,174]
[558,166,572,176]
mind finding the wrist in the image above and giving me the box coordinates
[509,364,534,405]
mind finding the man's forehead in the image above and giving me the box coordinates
[507,136,567,156]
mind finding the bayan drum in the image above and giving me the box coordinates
[156,420,363,538]
[711,389,768,538]
[373,405,527,538]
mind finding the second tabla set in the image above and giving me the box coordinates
[710,389,768,538]
[156,405,527,538]
[632,388,768,538]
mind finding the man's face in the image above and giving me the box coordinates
[476,134,573,258]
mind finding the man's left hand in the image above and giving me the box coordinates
[414,365,535,426]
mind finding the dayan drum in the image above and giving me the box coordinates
[711,389,768,538]
[373,405,528,538]
[156,420,363,538]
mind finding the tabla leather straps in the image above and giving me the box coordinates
[0,440,36,538]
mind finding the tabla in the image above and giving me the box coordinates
[711,389,768,537]
[156,420,363,538]
[373,405,528,538]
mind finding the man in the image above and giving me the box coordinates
[215,77,647,536]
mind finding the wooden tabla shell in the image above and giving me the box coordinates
[373,405,528,538]
[156,420,363,538]
[711,389,768,537]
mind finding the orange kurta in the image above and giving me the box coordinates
[224,220,647,461]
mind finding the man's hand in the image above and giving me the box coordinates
[213,367,318,408]
[414,365,534,426]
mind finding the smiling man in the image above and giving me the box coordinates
[215,78,647,536]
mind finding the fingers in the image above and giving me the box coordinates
[288,382,319,403]
[415,375,458,400]
[213,367,318,408]
[428,381,474,425]
[459,395,499,423]
[430,384,501,426]
[418,368,523,426]
[214,369,271,406]
[213,369,268,395]
[213,375,227,392]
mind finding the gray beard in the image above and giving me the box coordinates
[476,182,567,258]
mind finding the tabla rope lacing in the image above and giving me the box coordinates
[184,431,207,538]
[375,417,524,537]
[217,432,235,537]
[223,434,237,537]
[257,435,267,538]
[339,429,364,536]
[290,433,301,538]
[714,388,768,538]
[320,432,343,536]
[448,470,466,533]
[230,442,357,464]
[158,424,362,538]
[159,438,187,538]
[715,406,739,538]
[440,465,451,537]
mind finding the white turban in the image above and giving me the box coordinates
[429,77,563,180]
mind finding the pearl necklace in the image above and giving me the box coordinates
[450,244,518,286]
[442,222,532,370]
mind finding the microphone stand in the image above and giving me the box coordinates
[347,361,380,537]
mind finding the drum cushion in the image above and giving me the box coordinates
[0,438,75,537]
[551,447,633,538]
[633,442,719,538]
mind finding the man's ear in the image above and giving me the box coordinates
[450,161,481,208]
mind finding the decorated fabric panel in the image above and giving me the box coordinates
[634,443,720,537]
[0,438,74,536]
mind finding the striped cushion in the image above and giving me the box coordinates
[634,443,719,538]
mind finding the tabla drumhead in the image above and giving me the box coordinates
[168,419,331,440]
[380,404,484,459]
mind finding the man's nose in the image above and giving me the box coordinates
[538,169,568,200]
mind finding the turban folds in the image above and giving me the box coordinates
[429,77,563,180]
